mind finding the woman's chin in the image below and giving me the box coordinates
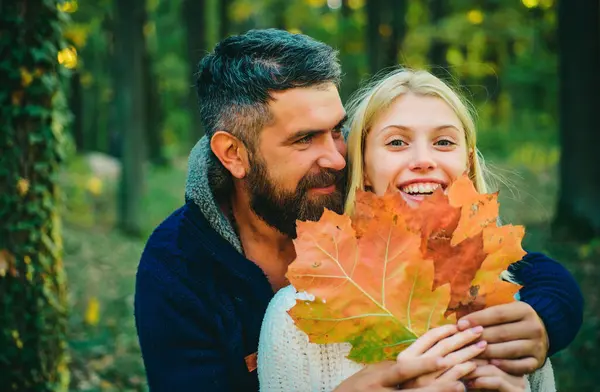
[399,191,425,208]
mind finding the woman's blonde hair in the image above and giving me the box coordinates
[344,68,494,215]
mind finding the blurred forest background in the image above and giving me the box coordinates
[1,0,599,391]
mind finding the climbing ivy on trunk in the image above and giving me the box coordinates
[0,1,70,390]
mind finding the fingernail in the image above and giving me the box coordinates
[491,359,501,366]
[476,340,487,348]
[470,325,483,334]
[458,319,470,329]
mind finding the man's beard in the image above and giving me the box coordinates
[245,155,346,238]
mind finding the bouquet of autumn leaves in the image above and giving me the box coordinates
[286,175,526,364]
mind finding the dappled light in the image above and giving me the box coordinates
[1,0,598,391]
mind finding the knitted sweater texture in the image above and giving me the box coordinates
[258,286,557,392]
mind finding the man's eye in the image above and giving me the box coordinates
[296,135,313,144]
[332,127,343,139]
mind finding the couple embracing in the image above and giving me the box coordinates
[134,29,583,392]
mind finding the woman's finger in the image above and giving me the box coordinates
[468,376,524,392]
[443,340,487,366]
[400,325,459,358]
[425,326,484,358]
[436,362,477,383]
[464,365,526,390]
[423,341,489,382]
[470,358,490,367]
[490,357,540,375]
[412,382,467,392]
[478,340,533,360]
[463,364,508,380]
[381,357,446,387]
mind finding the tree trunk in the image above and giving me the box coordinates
[143,7,167,167]
[427,0,449,78]
[384,0,407,69]
[114,0,147,236]
[366,0,383,75]
[0,1,70,390]
[339,0,358,101]
[144,53,166,166]
[70,71,85,151]
[553,0,600,240]
[183,0,207,144]
[220,0,231,38]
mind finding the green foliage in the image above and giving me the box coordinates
[0,1,71,390]
[63,224,146,391]
[46,0,596,389]
[59,158,187,390]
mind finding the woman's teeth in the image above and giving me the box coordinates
[400,182,441,195]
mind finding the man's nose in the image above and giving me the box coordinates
[317,135,346,171]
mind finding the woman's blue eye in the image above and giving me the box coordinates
[387,139,406,147]
[436,139,455,147]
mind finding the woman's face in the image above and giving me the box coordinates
[363,93,469,207]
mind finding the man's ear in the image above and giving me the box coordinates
[210,131,250,179]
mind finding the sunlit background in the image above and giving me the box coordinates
[21,0,599,390]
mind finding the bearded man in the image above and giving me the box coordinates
[134,29,583,392]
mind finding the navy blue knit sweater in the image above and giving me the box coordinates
[134,201,583,392]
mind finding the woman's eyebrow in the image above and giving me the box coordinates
[378,124,461,133]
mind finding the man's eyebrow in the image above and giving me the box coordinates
[335,115,349,129]
[286,114,349,142]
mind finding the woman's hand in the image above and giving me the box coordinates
[397,324,488,389]
[463,360,526,391]
[457,302,548,375]
[333,357,466,392]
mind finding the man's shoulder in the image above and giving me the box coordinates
[137,202,215,280]
[142,202,208,255]
[135,202,224,311]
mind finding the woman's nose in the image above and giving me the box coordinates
[408,145,436,172]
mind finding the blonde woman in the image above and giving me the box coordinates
[257,69,557,392]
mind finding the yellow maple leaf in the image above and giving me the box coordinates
[85,297,100,326]
[20,68,33,87]
[17,178,30,196]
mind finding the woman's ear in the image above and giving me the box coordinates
[363,172,372,188]
[210,131,249,179]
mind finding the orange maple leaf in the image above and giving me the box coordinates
[287,175,524,363]
[288,209,453,363]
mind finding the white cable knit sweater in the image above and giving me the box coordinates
[258,286,556,392]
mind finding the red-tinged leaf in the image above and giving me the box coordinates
[415,189,461,252]
[287,208,453,363]
[424,231,488,312]
[287,176,525,364]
